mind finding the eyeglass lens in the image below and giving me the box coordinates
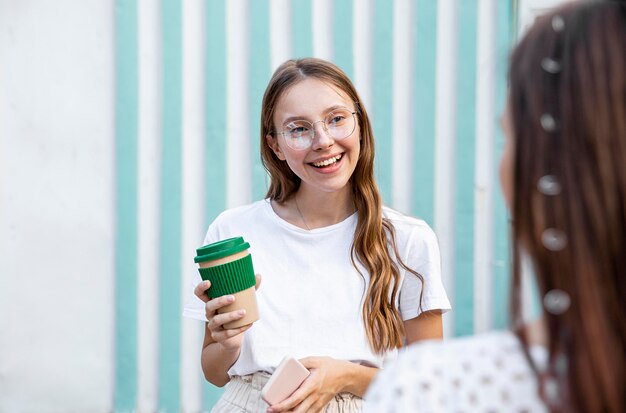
[282,108,355,150]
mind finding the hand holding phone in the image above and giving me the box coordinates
[261,356,310,406]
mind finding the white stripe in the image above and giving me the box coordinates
[518,0,564,36]
[180,0,205,411]
[312,0,333,61]
[473,0,497,334]
[137,0,160,410]
[434,0,458,338]
[226,0,251,208]
[391,0,414,215]
[521,254,538,322]
[269,0,292,71]
[353,0,372,110]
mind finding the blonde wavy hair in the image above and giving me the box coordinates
[260,58,424,353]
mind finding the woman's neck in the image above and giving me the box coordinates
[273,185,355,230]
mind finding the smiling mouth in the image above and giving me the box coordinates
[310,154,343,168]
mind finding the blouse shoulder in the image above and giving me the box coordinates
[364,331,547,413]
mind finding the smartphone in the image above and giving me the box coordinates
[261,356,310,406]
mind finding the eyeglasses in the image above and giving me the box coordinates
[276,107,357,150]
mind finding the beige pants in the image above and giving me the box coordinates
[210,372,363,413]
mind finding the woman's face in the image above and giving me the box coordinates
[499,101,514,210]
[266,78,361,196]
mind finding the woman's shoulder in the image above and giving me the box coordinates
[211,199,269,225]
[382,206,438,248]
[365,331,547,412]
[382,205,431,229]
[206,200,271,240]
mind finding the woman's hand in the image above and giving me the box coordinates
[194,274,262,353]
[266,356,347,413]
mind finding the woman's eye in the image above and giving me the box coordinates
[289,126,308,135]
[329,116,345,125]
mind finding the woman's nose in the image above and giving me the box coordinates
[311,121,334,150]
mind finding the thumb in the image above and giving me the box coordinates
[298,357,317,369]
[254,273,262,290]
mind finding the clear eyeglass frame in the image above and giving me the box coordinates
[276,107,358,151]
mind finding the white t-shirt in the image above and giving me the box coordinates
[183,199,451,377]
[363,330,548,413]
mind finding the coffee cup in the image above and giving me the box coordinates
[194,236,259,329]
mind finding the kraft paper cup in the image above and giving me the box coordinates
[194,237,259,329]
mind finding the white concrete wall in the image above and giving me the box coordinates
[0,1,115,412]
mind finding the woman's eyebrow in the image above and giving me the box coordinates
[281,105,351,124]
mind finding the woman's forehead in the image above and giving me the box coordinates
[274,78,352,122]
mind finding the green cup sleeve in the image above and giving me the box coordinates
[198,254,256,298]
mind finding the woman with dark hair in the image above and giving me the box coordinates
[183,58,451,412]
[364,1,626,412]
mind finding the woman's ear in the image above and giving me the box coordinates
[266,134,286,160]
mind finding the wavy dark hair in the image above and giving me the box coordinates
[260,58,424,353]
[508,1,626,412]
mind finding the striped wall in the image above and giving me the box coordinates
[114,0,516,411]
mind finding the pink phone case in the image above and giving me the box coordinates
[261,356,310,406]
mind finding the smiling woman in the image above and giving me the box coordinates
[183,58,451,413]
[267,78,361,207]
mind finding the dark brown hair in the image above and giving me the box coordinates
[508,1,626,411]
[260,58,424,353]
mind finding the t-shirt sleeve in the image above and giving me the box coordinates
[182,226,217,322]
[398,223,451,320]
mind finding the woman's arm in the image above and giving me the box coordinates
[302,357,377,399]
[404,310,444,344]
[199,297,250,387]
[200,330,242,386]
[194,277,261,387]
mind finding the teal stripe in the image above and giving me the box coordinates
[204,0,226,408]
[372,0,393,204]
[114,0,138,411]
[292,0,312,58]
[333,0,353,79]
[493,0,514,329]
[159,0,182,410]
[412,0,437,225]
[250,1,270,201]
[453,0,477,337]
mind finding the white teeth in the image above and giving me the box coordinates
[312,154,341,167]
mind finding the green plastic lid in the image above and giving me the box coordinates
[194,236,250,263]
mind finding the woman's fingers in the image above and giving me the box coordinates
[207,306,251,343]
[255,273,262,290]
[205,294,234,315]
[208,307,246,330]
[210,321,252,342]
[193,280,211,302]
[203,294,232,323]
